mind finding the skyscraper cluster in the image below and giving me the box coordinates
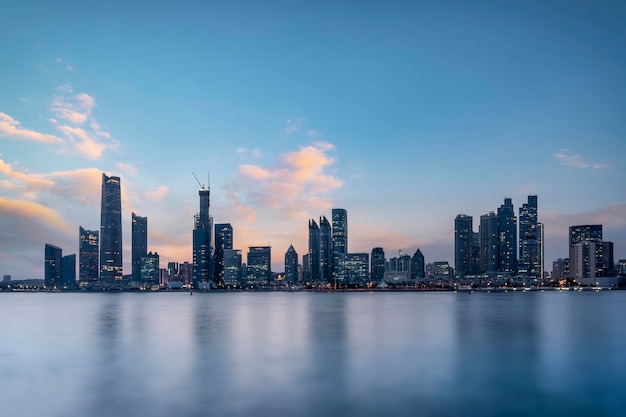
[455,196,543,279]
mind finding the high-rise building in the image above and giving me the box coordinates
[285,244,299,284]
[384,253,412,283]
[308,219,320,281]
[480,212,499,274]
[132,212,147,282]
[167,262,179,280]
[320,216,332,282]
[223,249,242,285]
[302,253,310,282]
[497,198,517,275]
[247,246,271,285]
[552,258,567,282]
[519,195,541,277]
[471,232,481,274]
[568,225,603,281]
[140,252,160,285]
[79,226,99,283]
[61,254,76,288]
[214,223,233,285]
[335,253,369,284]
[454,214,473,277]
[45,243,62,289]
[100,173,123,282]
[180,261,192,285]
[411,248,425,279]
[602,241,614,276]
[332,208,348,279]
[371,247,385,282]
[193,185,212,285]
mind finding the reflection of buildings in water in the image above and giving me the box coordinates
[453,293,541,414]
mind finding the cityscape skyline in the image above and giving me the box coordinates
[1,1,625,279]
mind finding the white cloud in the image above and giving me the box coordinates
[285,117,305,135]
[19,97,28,103]
[0,112,63,144]
[144,185,170,202]
[554,149,608,170]
[67,65,75,72]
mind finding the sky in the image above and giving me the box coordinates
[1,0,625,279]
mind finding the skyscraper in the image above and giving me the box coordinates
[308,219,320,281]
[132,212,147,282]
[519,195,540,277]
[480,212,499,274]
[223,249,242,285]
[193,184,212,285]
[454,214,473,277]
[140,252,160,285]
[45,243,62,289]
[61,254,76,288]
[411,248,425,279]
[497,198,517,275]
[371,247,385,282]
[79,226,99,283]
[214,223,233,285]
[569,225,603,281]
[247,246,271,285]
[320,216,332,282]
[332,208,348,279]
[285,244,299,284]
[100,173,123,282]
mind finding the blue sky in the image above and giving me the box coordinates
[1,0,625,278]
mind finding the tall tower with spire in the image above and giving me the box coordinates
[100,173,123,282]
[193,174,212,285]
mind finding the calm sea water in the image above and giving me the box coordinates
[1,291,625,417]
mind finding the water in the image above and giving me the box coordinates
[1,291,625,417]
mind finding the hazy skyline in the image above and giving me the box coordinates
[1,1,625,278]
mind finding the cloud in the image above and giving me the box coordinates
[55,57,63,63]
[144,185,169,202]
[0,197,74,235]
[50,91,95,125]
[236,147,262,158]
[554,149,608,170]
[67,65,75,72]
[285,117,305,135]
[117,162,138,176]
[57,125,106,160]
[0,112,63,144]
[20,97,28,103]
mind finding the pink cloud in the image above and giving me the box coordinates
[0,112,62,144]
[144,185,170,203]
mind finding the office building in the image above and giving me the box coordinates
[497,198,517,274]
[335,253,369,284]
[302,253,310,282]
[140,252,160,285]
[332,208,348,279]
[223,249,242,286]
[371,247,385,282]
[79,226,99,283]
[384,253,412,283]
[602,241,615,276]
[471,232,481,274]
[45,243,62,289]
[308,219,320,281]
[193,184,212,285]
[132,212,147,282]
[569,225,603,281]
[214,223,233,285]
[320,216,332,282]
[480,212,499,274]
[100,173,123,281]
[411,248,425,279]
[61,254,76,288]
[454,214,473,277]
[519,195,541,277]
[247,246,271,285]
[285,244,299,284]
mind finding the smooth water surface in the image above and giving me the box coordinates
[1,291,625,416]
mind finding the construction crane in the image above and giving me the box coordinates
[192,172,205,190]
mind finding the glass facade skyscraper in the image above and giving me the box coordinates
[371,247,385,282]
[45,243,62,289]
[79,226,99,283]
[519,195,540,277]
[320,216,332,282]
[411,248,425,279]
[308,219,320,281]
[480,212,499,274]
[100,173,123,282]
[214,223,233,285]
[61,254,76,288]
[497,198,517,275]
[332,208,347,279]
[284,244,299,284]
[247,246,271,285]
[132,212,147,282]
[193,187,212,285]
[454,214,473,277]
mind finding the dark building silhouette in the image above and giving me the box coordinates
[193,184,212,285]
[320,216,332,282]
[371,247,385,282]
[100,173,123,282]
[214,223,233,285]
[224,249,242,285]
[247,246,271,284]
[308,219,320,281]
[45,243,62,289]
[454,214,473,277]
[480,212,499,274]
[285,244,299,283]
[519,195,541,277]
[471,232,481,274]
[411,248,425,279]
[497,198,517,275]
[132,212,147,282]
[61,254,76,288]
[602,242,615,276]
[79,226,99,283]
[332,208,348,279]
